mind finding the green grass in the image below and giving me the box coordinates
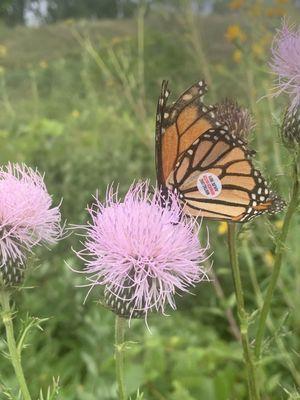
[0,3,299,399]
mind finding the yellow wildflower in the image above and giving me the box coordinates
[229,0,244,10]
[71,110,80,118]
[0,45,7,57]
[275,220,284,229]
[225,25,247,42]
[266,7,286,17]
[39,60,48,69]
[218,222,228,235]
[233,49,243,63]
[263,251,274,268]
[252,43,264,58]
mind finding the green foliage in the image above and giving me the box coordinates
[0,2,299,399]
[0,0,140,26]
[44,0,137,22]
[0,0,26,25]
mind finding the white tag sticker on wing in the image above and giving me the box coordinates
[197,173,222,198]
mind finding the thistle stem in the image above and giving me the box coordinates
[115,315,127,400]
[0,288,32,400]
[255,156,299,359]
[227,223,260,400]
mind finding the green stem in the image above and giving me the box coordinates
[0,288,32,400]
[255,156,299,359]
[115,315,127,400]
[183,1,215,99]
[137,1,146,113]
[243,242,300,385]
[227,223,260,400]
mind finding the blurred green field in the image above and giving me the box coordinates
[0,2,300,399]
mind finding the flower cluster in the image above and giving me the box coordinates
[0,163,62,285]
[75,182,208,320]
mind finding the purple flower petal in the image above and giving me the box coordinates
[0,163,62,268]
[75,181,209,320]
[270,19,300,112]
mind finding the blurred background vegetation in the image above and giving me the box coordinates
[0,0,299,399]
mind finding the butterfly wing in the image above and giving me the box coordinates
[155,80,285,222]
[166,126,285,222]
[155,80,220,190]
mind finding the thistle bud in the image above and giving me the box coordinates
[215,99,255,139]
[0,261,25,286]
[104,282,146,319]
[282,106,300,147]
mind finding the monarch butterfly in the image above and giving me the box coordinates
[155,80,285,222]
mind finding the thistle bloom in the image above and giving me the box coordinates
[75,182,208,319]
[0,163,62,284]
[215,99,255,139]
[270,20,300,113]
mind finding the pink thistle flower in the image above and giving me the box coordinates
[0,163,62,284]
[75,182,208,320]
[270,20,300,112]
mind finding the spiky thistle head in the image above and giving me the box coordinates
[215,99,255,139]
[74,181,209,320]
[0,163,62,286]
[281,106,300,147]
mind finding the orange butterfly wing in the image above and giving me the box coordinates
[167,127,284,221]
[156,80,220,187]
